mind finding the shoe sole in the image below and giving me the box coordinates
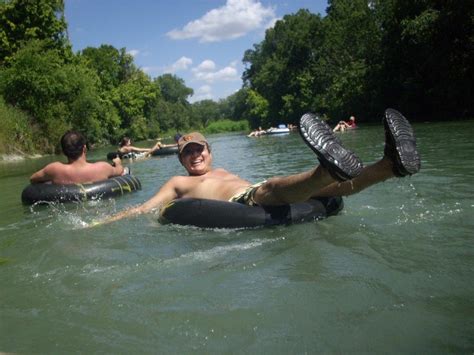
[384,108,421,176]
[299,113,363,181]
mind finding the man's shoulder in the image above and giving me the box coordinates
[92,160,108,165]
[89,160,112,168]
[45,161,67,171]
[170,174,194,182]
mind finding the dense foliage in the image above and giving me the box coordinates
[243,0,474,126]
[0,0,472,155]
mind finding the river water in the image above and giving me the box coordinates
[1,121,473,353]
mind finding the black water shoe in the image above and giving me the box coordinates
[299,113,363,181]
[383,108,421,177]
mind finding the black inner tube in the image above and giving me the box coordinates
[159,196,343,229]
[150,146,178,156]
[21,174,142,204]
[106,151,145,160]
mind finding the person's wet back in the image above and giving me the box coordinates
[30,131,125,185]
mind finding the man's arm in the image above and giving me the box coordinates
[93,177,181,225]
[145,142,163,157]
[111,157,125,176]
[157,143,177,148]
[121,145,152,153]
[30,163,55,183]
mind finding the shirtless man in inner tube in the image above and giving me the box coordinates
[101,108,420,224]
[30,131,125,185]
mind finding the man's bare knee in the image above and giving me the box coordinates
[254,178,286,205]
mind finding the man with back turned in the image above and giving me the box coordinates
[30,131,125,185]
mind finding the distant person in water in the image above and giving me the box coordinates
[118,137,162,157]
[119,134,181,157]
[100,108,420,225]
[163,133,182,147]
[30,131,125,185]
[333,116,357,132]
[248,127,266,137]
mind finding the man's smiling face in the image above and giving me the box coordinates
[180,143,212,176]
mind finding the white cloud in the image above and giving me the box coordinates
[166,0,276,43]
[163,56,193,73]
[190,85,214,102]
[188,60,242,102]
[127,49,140,57]
[141,66,161,75]
[265,17,280,30]
[192,61,239,83]
[195,60,216,72]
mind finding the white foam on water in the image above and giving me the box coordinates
[164,236,285,266]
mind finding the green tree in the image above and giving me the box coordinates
[243,10,324,125]
[155,73,193,104]
[153,74,193,131]
[375,0,474,119]
[79,45,135,90]
[320,0,383,120]
[0,0,70,65]
[154,100,191,133]
[191,99,220,127]
[0,40,108,151]
[245,89,269,128]
[110,70,157,140]
[218,88,248,121]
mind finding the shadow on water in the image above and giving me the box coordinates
[1,122,474,353]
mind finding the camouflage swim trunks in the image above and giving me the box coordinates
[229,181,266,206]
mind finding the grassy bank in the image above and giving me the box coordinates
[0,98,37,157]
[1,98,250,157]
[203,119,249,134]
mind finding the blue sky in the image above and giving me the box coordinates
[65,0,327,103]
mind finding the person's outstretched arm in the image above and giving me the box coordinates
[122,145,154,154]
[92,177,180,226]
[157,143,177,148]
[144,141,163,157]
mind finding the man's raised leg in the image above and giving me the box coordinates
[254,109,420,204]
[254,113,363,205]
[316,108,421,197]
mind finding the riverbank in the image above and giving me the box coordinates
[0,153,43,162]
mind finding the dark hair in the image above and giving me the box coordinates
[120,137,131,147]
[61,131,86,160]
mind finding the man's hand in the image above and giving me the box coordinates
[112,156,121,166]
[111,157,125,176]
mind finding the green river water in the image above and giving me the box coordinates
[0,121,473,353]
